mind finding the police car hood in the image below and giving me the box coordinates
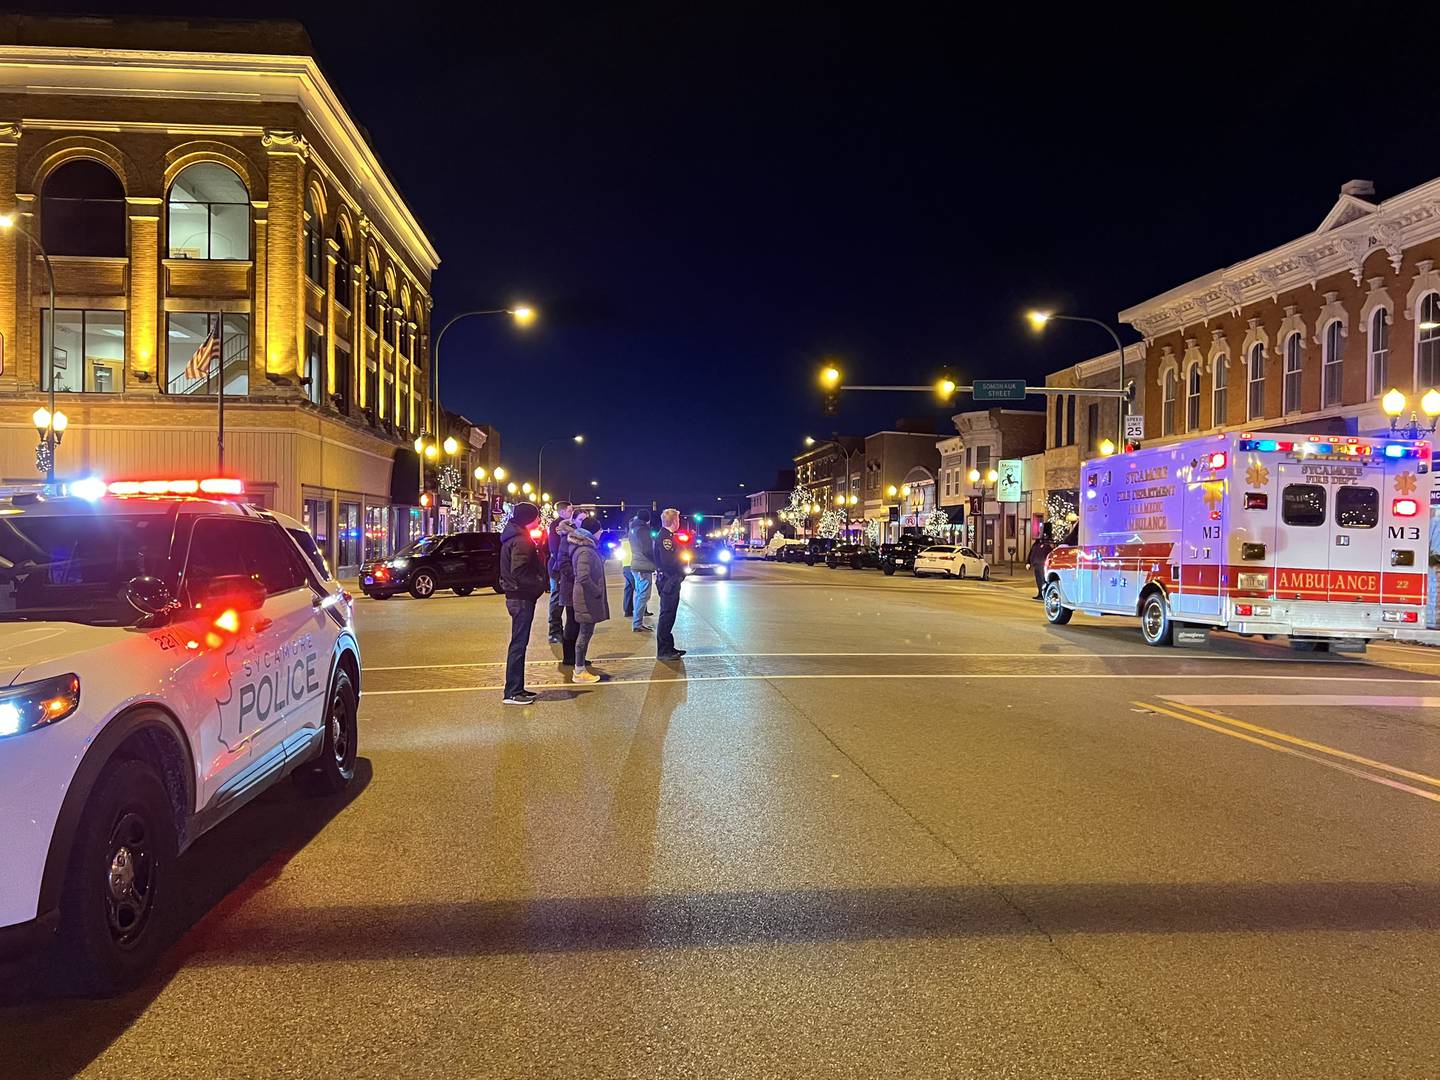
[0,622,130,686]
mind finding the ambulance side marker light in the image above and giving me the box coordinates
[1394,498,1421,517]
[1208,452,1228,469]
[1244,493,1268,510]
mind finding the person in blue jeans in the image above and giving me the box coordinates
[627,509,656,632]
[546,501,574,642]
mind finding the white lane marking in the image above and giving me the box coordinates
[365,651,1360,672]
[363,673,1440,696]
[1164,694,1440,708]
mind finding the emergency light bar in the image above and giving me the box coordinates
[70,477,245,499]
[1237,436,1428,459]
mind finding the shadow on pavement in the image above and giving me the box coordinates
[165,878,1440,968]
[0,759,372,1080]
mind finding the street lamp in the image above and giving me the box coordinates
[31,407,66,480]
[2,215,58,481]
[442,436,459,456]
[1382,387,1440,437]
[803,435,859,537]
[538,433,584,498]
[474,466,489,482]
[1027,310,1130,447]
[968,467,998,559]
[432,304,536,452]
[521,482,534,496]
[506,482,518,495]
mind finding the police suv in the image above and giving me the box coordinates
[0,478,361,993]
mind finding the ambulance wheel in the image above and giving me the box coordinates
[1291,640,1329,653]
[1043,580,1072,625]
[410,571,437,599]
[58,758,178,995]
[297,668,358,796]
[453,585,475,596]
[1140,592,1174,647]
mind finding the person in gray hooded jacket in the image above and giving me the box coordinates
[568,514,611,683]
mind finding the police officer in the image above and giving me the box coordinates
[653,507,687,661]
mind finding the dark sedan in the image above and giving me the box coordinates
[879,535,929,576]
[361,531,503,599]
[825,543,881,569]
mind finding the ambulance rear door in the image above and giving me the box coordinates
[1327,462,1387,603]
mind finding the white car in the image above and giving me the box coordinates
[912,544,990,580]
[0,479,360,993]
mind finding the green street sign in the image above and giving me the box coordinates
[972,379,1026,401]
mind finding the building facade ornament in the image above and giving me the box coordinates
[1277,304,1307,349]
[1205,329,1229,371]
[1156,344,1178,388]
[1359,276,1394,333]
[1240,316,1271,362]
[1404,259,1440,318]
[0,120,21,144]
[1313,290,1349,343]
[1337,234,1370,285]
[1375,219,1406,274]
[1217,280,1244,315]
[261,128,310,159]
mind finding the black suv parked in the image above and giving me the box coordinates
[825,543,881,570]
[361,531,502,599]
[879,535,928,576]
[797,537,835,566]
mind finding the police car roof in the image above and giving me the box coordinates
[0,494,249,517]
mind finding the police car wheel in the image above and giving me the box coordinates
[410,571,437,599]
[453,585,475,596]
[297,668,358,795]
[883,563,896,576]
[58,758,177,995]
[1141,592,1174,647]
[1043,581,1073,625]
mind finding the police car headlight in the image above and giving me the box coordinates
[390,558,410,568]
[0,672,81,739]
[718,549,732,563]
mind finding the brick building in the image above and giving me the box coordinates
[0,16,442,575]
[949,409,1045,561]
[860,429,941,542]
[792,435,864,536]
[1120,177,1440,443]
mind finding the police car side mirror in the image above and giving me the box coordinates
[123,575,177,617]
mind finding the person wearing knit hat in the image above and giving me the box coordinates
[497,502,548,705]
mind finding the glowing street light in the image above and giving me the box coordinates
[1026,308,1130,446]
[1383,388,1408,417]
[424,443,438,461]
[474,466,489,481]
[1424,389,1440,417]
[493,466,508,482]
[442,436,459,456]
[936,375,957,398]
[510,304,537,326]
[506,482,518,495]
[521,482,534,495]
[1098,438,1117,457]
[819,364,842,388]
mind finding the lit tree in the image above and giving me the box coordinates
[923,508,950,539]
[779,485,815,531]
[817,508,843,539]
[863,518,881,545]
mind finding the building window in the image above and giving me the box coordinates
[304,192,324,285]
[1282,332,1302,414]
[166,312,250,395]
[1249,344,1266,420]
[1065,395,1076,445]
[1213,354,1229,426]
[1322,320,1344,408]
[334,227,352,306]
[365,281,379,331]
[40,159,125,257]
[334,345,351,415]
[337,501,361,571]
[1418,292,1440,389]
[304,328,324,405]
[167,162,250,260]
[1370,309,1390,398]
[1052,395,1064,448]
[1162,369,1177,435]
[365,363,379,421]
[40,309,124,392]
[1086,402,1100,449]
[1186,364,1201,430]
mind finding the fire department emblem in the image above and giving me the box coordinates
[1395,470,1417,496]
[1246,462,1269,487]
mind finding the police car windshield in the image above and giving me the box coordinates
[0,513,172,626]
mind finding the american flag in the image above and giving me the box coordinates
[185,332,220,381]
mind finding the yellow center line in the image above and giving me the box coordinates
[1158,699,1440,791]
[1138,700,1440,805]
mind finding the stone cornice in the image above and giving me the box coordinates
[1120,176,1440,341]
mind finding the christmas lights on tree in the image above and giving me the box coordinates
[817,509,843,539]
[779,485,815,530]
[864,518,881,545]
[923,508,949,539]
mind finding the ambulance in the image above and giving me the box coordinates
[1041,431,1432,649]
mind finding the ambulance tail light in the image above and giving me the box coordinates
[1393,498,1421,517]
[1208,452,1227,469]
[1237,571,1270,591]
[1383,610,1420,624]
[1233,603,1273,618]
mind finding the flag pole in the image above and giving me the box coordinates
[216,326,224,475]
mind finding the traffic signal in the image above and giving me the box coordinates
[823,387,840,415]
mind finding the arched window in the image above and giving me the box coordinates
[40,159,126,257]
[1418,293,1440,389]
[1162,369,1177,435]
[168,162,249,259]
[333,224,352,307]
[1282,332,1302,414]
[304,191,323,285]
[1369,309,1390,398]
[1322,321,1344,407]
[1186,363,1202,430]
[1214,354,1230,425]
[1249,343,1267,420]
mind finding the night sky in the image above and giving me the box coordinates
[38,5,1440,512]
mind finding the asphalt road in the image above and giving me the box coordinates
[6,557,1440,1078]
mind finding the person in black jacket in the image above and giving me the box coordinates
[654,507,688,661]
[498,502,548,705]
[545,501,574,641]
